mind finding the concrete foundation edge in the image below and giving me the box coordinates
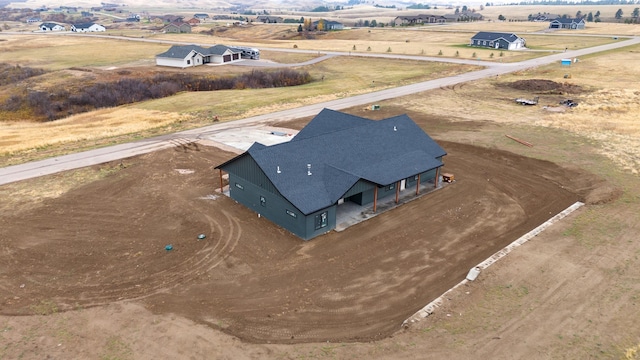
[401,201,585,328]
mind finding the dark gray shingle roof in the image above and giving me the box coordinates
[471,32,521,43]
[73,22,95,29]
[156,44,235,58]
[219,109,446,215]
[553,18,584,24]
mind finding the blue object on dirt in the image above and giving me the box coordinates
[198,234,206,240]
[165,244,173,251]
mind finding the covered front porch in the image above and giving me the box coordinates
[334,174,453,232]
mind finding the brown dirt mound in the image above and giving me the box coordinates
[505,79,583,95]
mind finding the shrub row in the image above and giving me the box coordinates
[0,64,47,86]
[1,69,312,121]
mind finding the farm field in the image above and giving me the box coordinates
[1,19,640,359]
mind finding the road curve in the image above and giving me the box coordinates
[0,36,638,186]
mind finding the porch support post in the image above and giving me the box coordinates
[434,167,440,189]
[416,174,421,195]
[219,169,224,194]
[395,181,400,204]
[373,186,378,213]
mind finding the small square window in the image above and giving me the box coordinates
[187,60,191,65]
[315,211,328,230]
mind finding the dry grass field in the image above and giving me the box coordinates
[389,42,640,175]
[0,33,477,164]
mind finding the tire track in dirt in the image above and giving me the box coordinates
[50,203,241,308]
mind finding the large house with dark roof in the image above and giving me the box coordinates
[215,109,447,240]
[40,22,66,31]
[71,22,106,32]
[549,18,585,29]
[393,14,446,26]
[155,44,242,67]
[470,32,526,50]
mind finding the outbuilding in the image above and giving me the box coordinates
[215,109,447,240]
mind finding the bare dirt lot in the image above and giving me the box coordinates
[0,111,619,358]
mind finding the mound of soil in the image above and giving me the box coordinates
[505,79,583,95]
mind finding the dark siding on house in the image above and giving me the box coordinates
[342,179,375,199]
[223,155,279,194]
[229,173,311,239]
[304,206,336,239]
[225,157,335,240]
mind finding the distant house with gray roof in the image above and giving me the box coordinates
[71,23,106,32]
[393,14,446,26]
[215,109,447,240]
[40,22,66,31]
[155,44,242,67]
[257,15,283,23]
[470,32,526,50]
[312,19,344,30]
[163,22,191,33]
[549,18,585,29]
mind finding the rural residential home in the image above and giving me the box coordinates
[549,18,585,29]
[187,18,201,25]
[531,12,560,21]
[40,22,66,31]
[393,14,446,26]
[312,19,344,30]
[193,13,209,20]
[155,44,242,67]
[215,109,447,240]
[163,22,191,33]
[25,17,41,23]
[256,15,283,23]
[71,23,106,32]
[470,31,526,50]
[444,11,483,22]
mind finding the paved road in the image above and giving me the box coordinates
[1,36,638,186]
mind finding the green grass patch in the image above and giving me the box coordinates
[29,299,59,315]
[100,336,133,360]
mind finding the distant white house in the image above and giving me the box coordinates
[71,23,106,32]
[470,32,526,50]
[40,22,66,31]
[155,44,243,68]
[549,18,585,30]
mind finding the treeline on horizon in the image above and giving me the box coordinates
[0,66,312,121]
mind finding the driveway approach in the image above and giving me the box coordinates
[1,36,639,186]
